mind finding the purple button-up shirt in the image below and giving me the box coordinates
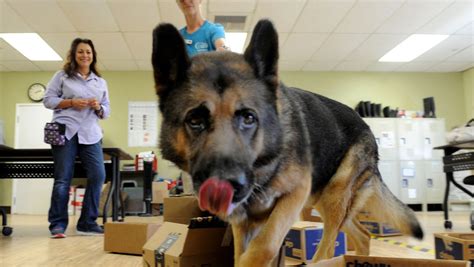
[43,70,110,145]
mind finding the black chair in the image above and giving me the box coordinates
[1,207,12,236]
[463,175,474,230]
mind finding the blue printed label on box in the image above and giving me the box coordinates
[285,225,346,262]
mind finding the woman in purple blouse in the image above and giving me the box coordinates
[43,38,110,238]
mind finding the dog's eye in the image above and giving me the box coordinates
[187,117,206,131]
[237,109,257,130]
[185,107,209,132]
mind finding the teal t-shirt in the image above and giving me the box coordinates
[179,21,225,57]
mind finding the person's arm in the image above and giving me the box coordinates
[94,79,111,119]
[214,38,229,51]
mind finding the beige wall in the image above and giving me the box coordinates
[462,68,474,121]
[0,70,468,206]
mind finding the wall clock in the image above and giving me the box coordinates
[27,83,46,102]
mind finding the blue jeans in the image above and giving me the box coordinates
[48,134,105,232]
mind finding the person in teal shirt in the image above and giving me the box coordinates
[176,0,228,56]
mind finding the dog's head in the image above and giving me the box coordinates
[152,20,283,220]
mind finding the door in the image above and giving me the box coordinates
[12,103,54,215]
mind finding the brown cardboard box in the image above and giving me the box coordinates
[357,211,401,237]
[434,232,474,264]
[152,181,169,204]
[285,221,346,264]
[308,255,470,267]
[142,222,232,267]
[163,196,205,224]
[104,222,160,255]
[300,208,354,251]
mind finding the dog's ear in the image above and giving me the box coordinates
[152,23,190,97]
[244,19,279,88]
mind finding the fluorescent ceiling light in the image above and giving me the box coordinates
[0,33,62,61]
[226,32,247,54]
[379,34,448,62]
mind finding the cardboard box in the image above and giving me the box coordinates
[68,186,75,216]
[73,188,85,215]
[104,222,160,255]
[163,196,205,224]
[308,255,470,267]
[358,211,401,237]
[434,232,474,265]
[152,181,169,204]
[142,222,232,267]
[285,221,346,264]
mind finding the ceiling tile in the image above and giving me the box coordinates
[375,1,452,34]
[136,59,152,71]
[208,0,256,13]
[280,33,327,61]
[311,34,368,61]
[81,32,133,60]
[158,0,189,27]
[416,1,474,34]
[292,0,355,33]
[40,33,81,60]
[7,0,76,33]
[455,21,474,35]
[335,0,404,33]
[415,35,473,61]
[366,62,404,72]
[33,61,64,71]
[278,60,305,71]
[0,39,27,60]
[58,0,119,32]
[428,61,473,72]
[345,34,407,61]
[302,61,338,71]
[250,0,306,32]
[1,60,40,71]
[0,1,33,32]
[394,61,436,72]
[445,45,474,62]
[123,32,152,60]
[107,0,160,32]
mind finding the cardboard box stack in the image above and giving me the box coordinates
[434,232,473,265]
[285,221,346,265]
[73,187,85,215]
[104,222,161,255]
[308,255,470,267]
[143,196,233,267]
[358,210,401,237]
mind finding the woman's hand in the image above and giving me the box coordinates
[71,98,91,110]
[88,98,101,111]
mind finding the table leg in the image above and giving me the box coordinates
[443,172,453,229]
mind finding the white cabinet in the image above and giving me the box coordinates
[424,160,446,203]
[364,118,398,161]
[378,161,399,198]
[364,118,446,211]
[399,160,425,204]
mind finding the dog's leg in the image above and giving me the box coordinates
[342,217,371,255]
[238,166,312,267]
[312,146,372,261]
[232,223,247,265]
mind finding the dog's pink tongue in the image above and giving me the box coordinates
[198,177,234,215]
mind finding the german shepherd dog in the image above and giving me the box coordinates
[151,19,423,266]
